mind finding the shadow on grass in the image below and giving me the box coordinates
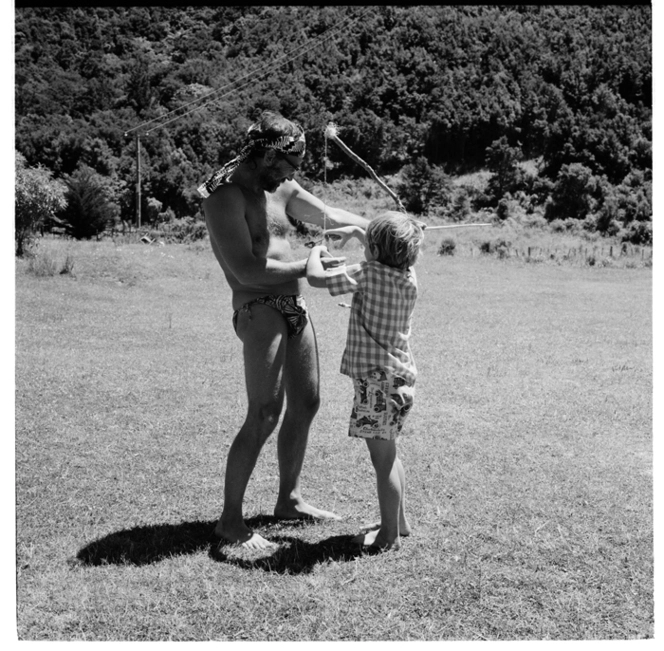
[75,518,219,567]
[210,532,369,575]
[75,515,367,573]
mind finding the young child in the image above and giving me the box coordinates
[306,211,424,551]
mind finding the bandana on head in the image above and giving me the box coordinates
[197,129,306,198]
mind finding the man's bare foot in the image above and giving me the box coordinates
[352,528,401,551]
[360,521,411,537]
[214,521,277,550]
[274,500,341,521]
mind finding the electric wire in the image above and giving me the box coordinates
[125,6,373,137]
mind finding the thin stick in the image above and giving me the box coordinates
[424,223,493,230]
[325,123,406,212]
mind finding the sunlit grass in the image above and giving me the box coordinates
[15,237,652,640]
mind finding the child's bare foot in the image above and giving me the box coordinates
[274,499,341,521]
[360,521,411,536]
[352,528,401,551]
[214,521,277,550]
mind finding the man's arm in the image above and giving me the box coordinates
[306,246,347,288]
[203,185,306,285]
[282,180,370,231]
[305,246,328,288]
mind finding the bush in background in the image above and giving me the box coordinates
[484,137,525,205]
[437,237,456,256]
[149,217,208,243]
[621,221,652,246]
[398,157,452,215]
[58,164,120,239]
[544,163,600,222]
[15,151,68,257]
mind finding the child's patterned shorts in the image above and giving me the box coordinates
[349,368,415,441]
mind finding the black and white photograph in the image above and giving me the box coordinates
[10,2,656,643]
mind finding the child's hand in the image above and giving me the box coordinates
[307,245,344,265]
[324,226,365,248]
[320,254,346,270]
[307,244,328,260]
[315,245,346,269]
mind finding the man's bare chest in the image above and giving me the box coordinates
[242,192,293,255]
[264,195,292,237]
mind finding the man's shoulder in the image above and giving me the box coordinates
[203,181,247,209]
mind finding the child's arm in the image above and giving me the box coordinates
[306,245,345,288]
[324,225,366,248]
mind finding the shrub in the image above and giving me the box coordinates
[598,176,652,232]
[450,191,472,222]
[484,136,525,204]
[146,197,164,223]
[437,238,456,256]
[479,238,511,257]
[522,213,548,230]
[25,247,74,277]
[621,221,652,246]
[58,164,120,239]
[397,157,452,215]
[158,217,208,243]
[15,151,67,256]
[496,197,511,220]
[531,176,555,205]
[495,239,511,259]
[545,163,600,222]
[479,240,493,254]
[581,214,599,232]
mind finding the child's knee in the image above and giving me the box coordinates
[366,438,397,465]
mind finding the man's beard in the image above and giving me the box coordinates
[259,167,284,193]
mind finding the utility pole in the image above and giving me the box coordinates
[135,133,142,229]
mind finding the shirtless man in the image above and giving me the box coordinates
[200,111,369,549]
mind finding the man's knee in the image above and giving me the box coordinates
[247,400,283,433]
[307,393,321,416]
[286,390,320,420]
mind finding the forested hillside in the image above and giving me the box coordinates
[14,5,652,243]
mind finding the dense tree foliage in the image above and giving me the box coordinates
[15,5,651,238]
[59,164,120,239]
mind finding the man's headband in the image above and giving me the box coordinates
[197,131,306,198]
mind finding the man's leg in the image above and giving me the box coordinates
[215,304,288,549]
[273,316,340,520]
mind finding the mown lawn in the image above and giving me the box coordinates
[14,237,653,640]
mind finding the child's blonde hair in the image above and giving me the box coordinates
[366,211,424,270]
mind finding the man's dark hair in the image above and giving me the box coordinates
[247,111,304,157]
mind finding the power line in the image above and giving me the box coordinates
[125,6,373,137]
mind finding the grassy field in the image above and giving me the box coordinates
[14,233,653,641]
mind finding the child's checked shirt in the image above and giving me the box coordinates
[325,260,418,384]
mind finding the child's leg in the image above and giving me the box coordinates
[395,456,411,535]
[353,438,402,549]
[360,455,411,536]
